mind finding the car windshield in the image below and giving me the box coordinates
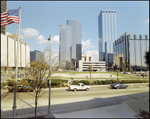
[113,83,119,85]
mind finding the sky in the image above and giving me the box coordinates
[6,1,149,61]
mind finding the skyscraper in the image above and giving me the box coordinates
[30,50,44,62]
[113,32,149,71]
[1,1,8,35]
[98,10,117,64]
[59,25,72,68]
[67,20,82,68]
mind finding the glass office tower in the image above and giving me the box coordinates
[98,10,117,63]
[59,25,72,68]
[67,20,82,68]
[113,32,149,71]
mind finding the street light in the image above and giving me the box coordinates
[46,35,54,118]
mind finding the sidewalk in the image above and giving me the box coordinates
[53,103,138,118]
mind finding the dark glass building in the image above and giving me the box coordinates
[67,20,82,68]
[113,32,149,71]
[59,25,72,68]
[30,50,44,62]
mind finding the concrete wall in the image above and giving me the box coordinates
[1,34,30,72]
[1,34,7,66]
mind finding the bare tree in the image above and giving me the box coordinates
[23,47,61,118]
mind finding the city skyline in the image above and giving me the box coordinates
[59,20,82,68]
[6,1,149,61]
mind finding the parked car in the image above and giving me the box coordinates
[110,83,128,89]
[68,83,90,91]
[9,85,34,92]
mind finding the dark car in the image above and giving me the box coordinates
[9,85,34,92]
[110,83,128,89]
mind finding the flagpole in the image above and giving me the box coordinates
[13,5,21,118]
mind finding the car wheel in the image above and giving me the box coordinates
[86,88,89,91]
[74,88,77,92]
[26,89,30,92]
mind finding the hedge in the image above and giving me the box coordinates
[72,80,79,85]
[6,79,149,88]
[79,80,90,85]
[72,79,149,85]
[51,79,62,87]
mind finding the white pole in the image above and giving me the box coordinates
[46,35,53,117]
[13,5,21,118]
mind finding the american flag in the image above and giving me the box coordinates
[1,9,19,27]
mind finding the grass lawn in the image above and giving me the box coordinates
[49,71,149,80]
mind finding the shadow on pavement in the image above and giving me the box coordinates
[1,92,149,118]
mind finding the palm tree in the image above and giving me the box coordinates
[87,66,92,79]
[115,69,120,80]
[122,62,126,72]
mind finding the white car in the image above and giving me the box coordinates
[68,83,90,91]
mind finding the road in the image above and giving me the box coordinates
[1,83,149,117]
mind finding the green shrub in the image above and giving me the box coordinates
[121,79,149,84]
[72,80,79,85]
[62,80,68,83]
[91,80,99,85]
[79,80,90,85]
[97,80,103,85]
[7,80,15,87]
[112,80,120,84]
[41,83,48,88]
[102,80,112,84]
[51,79,62,87]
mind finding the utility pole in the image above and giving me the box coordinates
[46,35,54,118]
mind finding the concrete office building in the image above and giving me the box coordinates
[30,50,44,63]
[1,1,7,35]
[79,53,106,72]
[67,20,82,68]
[113,32,149,71]
[82,53,93,62]
[59,25,72,68]
[98,10,117,64]
[1,34,30,73]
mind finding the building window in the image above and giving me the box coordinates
[89,57,91,61]
[85,57,86,61]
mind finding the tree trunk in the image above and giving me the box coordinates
[35,92,38,118]
[117,72,118,80]
[90,70,91,79]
